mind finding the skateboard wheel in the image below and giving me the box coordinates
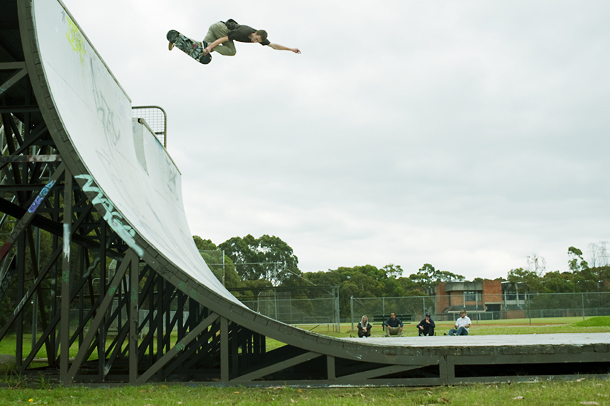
[166,30,179,43]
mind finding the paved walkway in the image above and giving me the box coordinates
[345,333,610,347]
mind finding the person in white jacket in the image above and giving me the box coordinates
[448,310,471,336]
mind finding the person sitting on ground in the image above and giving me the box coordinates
[448,310,471,336]
[416,313,435,336]
[357,315,372,338]
[384,313,403,337]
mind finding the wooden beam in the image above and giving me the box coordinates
[136,313,219,384]
[232,352,322,383]
[66,250,137,382]
[336,364,424,383]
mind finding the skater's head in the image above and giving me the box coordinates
[425,313,431,320]
[250,29,268,43]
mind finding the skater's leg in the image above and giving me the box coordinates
[203,21,237,56]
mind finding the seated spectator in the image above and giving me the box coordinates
[384,312,403,337]
[416,313,435,336]
[357,315,372,338]
[448,310,471,336]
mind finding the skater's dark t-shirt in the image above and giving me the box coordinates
[227,25,271,46]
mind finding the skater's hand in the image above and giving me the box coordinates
[291,48,301,54]
[203,46,212,55]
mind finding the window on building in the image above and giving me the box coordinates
[465,291,480,301]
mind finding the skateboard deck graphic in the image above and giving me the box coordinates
[167,30,212,65]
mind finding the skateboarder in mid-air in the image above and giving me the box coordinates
[167,19,300,65]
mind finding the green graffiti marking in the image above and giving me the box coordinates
[66,16,86,64]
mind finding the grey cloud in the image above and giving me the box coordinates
[62,0,610,279]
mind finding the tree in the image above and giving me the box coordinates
[567,246,589,272]
[507,267,544,292]
[381,264,404,278]
[526,253,547,276]
[302,264,427,317]
[192,236,241,288]
[541,271,573,293]
[587,241,608,268]
[408,264,465,290]
[219,234,301,286]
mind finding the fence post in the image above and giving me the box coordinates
[422,297,425,319]
[582,292,585,321]
[350,296,354,332]
[525,292,532,327]
[475,294,479,325]
[382,297,385,318]
[335,286,341,333]
[222,250,225,287]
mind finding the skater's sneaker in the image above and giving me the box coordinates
[168,41,174,51]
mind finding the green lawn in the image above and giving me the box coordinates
[1,318,610,404]
[575,316,610,327]
[292,316,610,337]
[1,379,610,405]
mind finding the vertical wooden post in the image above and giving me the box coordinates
[129,255,139,383]
[327,355,336,382]
[220,317,229,383]
[60,170,73,384]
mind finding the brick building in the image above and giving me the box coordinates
[430,280,503,320]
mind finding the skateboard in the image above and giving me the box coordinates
[167,30,212,65]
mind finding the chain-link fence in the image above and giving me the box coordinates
[232,286,341,331]
[350,292,610,327]
[199,250,341,331]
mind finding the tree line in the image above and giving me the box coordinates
[194,234,465,315]
[506,246,610,293]
[195,235,610,314]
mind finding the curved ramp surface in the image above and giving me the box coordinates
[24,0,383,367]
[23,0,411,379]
[28,0,236,306]
[10,0,610,386]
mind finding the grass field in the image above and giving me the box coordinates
[283,316,610,347]
[0,379,609,405]
[0,317,609,405]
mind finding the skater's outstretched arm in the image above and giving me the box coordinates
[268,43,301,53]
[204,36,229,54]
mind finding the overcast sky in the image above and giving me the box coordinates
[61,0,610,280]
